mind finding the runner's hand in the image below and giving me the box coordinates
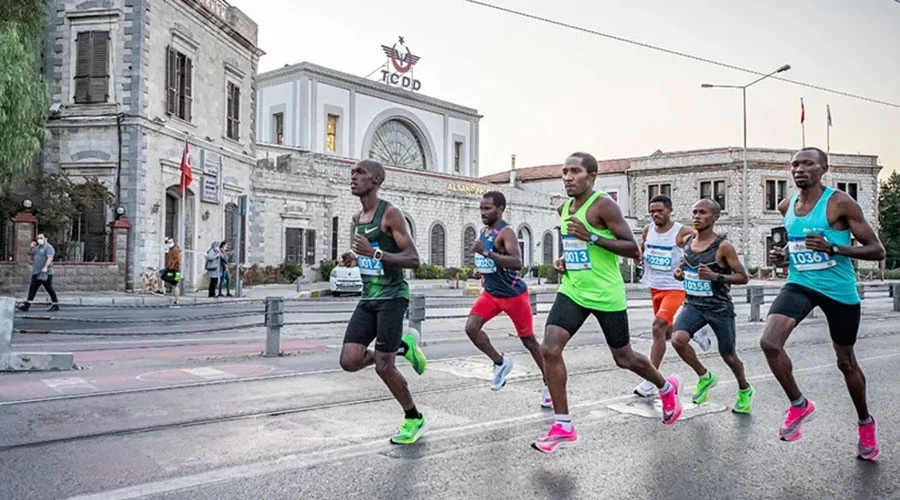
[341,251,357,268]
[805,233,830,253]
[471,240,485,255]
[673,267,684,281]
[565,217,592,242]
[769,246,786,265]
[472,269,482,280]
[553,257,566,273]
[697,264,716,281]
[352,235,374,257]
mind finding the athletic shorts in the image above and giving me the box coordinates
[545,293,630,349]
[343,298,409,352]
[650,288,686,326]
[470,290,533,337]
[768,283,861,346]
[673,303,737,357]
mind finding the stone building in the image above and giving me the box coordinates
[39,0,262,290]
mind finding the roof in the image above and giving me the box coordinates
[480,158,631,184]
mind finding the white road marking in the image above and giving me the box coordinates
[42,377,98,393]
[181,367,234,380]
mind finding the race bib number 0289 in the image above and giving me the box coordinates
[645,244,674,271]
[562,235,591,270]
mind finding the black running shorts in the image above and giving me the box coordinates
[768,283,861,346]
[545,293,630,349]
[343,298,409,352]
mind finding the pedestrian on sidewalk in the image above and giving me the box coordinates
[205,240,221,298]
[160,237,182,304]
[17,233,59,312]
[217,241,233,297]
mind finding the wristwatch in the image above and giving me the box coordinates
[589,233,600,245]
[373,248,384,262]
[829,244,840,256]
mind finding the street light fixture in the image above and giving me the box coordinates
[22,199,33,209]
[701,64,791,267]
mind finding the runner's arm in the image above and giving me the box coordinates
[587,197,640,259]
[835,194,885,261]
[379,206,421,269]
[490,227,523,269]
[716,241,749,285]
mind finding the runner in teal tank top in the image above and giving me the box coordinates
[533,152,683,456]
[763,147,885,460]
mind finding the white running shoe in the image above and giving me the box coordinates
[541,386,553,409]
[633,379,658,397]
[490,354,514,391]
[692,326,712,352]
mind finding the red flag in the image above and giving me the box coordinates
[179,139,192,194]
[800,98,805,124]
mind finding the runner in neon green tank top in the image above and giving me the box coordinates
[533,152,684,455]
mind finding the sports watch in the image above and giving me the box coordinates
[589,233,600,245]
[373,248,384,262]
[829,244,840,256]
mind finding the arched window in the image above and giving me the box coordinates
[517,226,532,267]
[463,226,476,267]
[542,231,554,265]
[369,119,426,170]
[430,223,446,267]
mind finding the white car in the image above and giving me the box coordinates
[330,266,363,296]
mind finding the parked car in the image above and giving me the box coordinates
[330,266,363,296]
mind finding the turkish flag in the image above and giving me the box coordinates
[800,98,805,125]
[179,139,192,194]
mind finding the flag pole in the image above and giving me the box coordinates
[826,104,831,160]
[800,97,806,147]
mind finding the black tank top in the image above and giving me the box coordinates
[682,234,733,312]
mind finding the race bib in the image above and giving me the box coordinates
[474,253,497,274]
[683,265,713,297]
[645,244,674,271]
[562,235,591,270]
[357,242,384,276]
[787,236,835,271]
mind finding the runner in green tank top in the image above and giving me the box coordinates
[533,152,683,454]
[338,160,429,445]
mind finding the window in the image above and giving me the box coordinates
[331,216,339,261]
[285,228,302,263]
[273,113,284,145]
[226,82,241,140]
[608,191,619,202]
[326,114,338,152]
[454,142,463,173]
[542,232,554,265]
[647,183,671,204]
[766,180,788,211]
[700,180,727,211]
[166,46,193,121]
[517,227,532,267]
[304,230,316,265]
[369,119,426,170]
[463,226,476,267]
[74,31,110,104]
[430,224,446,266]
[837,182,858,202]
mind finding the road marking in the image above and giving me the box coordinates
[181,367,234,380]
[63,349,900,500]
[42,377,98,393]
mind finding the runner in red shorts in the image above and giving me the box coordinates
[466,191,550,408]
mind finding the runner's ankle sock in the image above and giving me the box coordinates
[791,396,808,408]
[554,414,572,432]
[493,356,503,366]
[659,381,673,395]
[699,371,712,381]
[859,415,874,426]
[404,406,423,420]
[397,343,409,356]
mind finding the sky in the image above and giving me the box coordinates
[232,0,900,178]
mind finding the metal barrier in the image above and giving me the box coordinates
[264,296,284,357]
[747,283,900,322]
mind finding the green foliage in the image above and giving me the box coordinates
[240,264,304,286]
[415,263,443,279]
[748,266,759,277]
[319,259,337,281]
[280,262,303,283]
[879,172,900,269]
[883,269,900,280]
[0,0,49,45]
[619,261,642,283]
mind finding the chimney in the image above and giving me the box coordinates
[509,154,516,187]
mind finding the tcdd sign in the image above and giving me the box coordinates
[381,36,422,91]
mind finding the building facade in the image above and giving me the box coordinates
[41,0,263,289]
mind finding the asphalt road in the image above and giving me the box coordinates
[3,298,900,499]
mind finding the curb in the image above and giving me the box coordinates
[294,289,332,299]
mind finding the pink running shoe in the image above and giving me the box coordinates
[779,399,816,442]
[532,423,577,453]
[857,418,880,461]
[659,376,682,425]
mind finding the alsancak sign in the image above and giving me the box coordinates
[380,36,422,91]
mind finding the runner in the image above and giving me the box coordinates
[466,191,550,408]
[338,159,429,445]
[763,147,885,460]
[633,194,710,397]
[533,152,682,453]
[670,199,753,412]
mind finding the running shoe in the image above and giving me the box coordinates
[732,386,754,414]
[857,417,880,461]
[633,380,658,398]
[390,415,427,445]
[692,326,712,352]
[541,386,553,409]
[490,354,513,391]
[779,399,816,442]
[401,332,427,375]
[532,423,577,453]
[692,371,718,404]
[659,376,683,425]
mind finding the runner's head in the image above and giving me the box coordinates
[692,198,721,231]
[562,152,597,197]
[480,191,506,226]
[648,195,673,227]
[790,147,828,189]
[350,160,385,197]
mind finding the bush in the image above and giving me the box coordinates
[459,266,474,280]
[415,263,444,279]
[884,269,900,280]
[442,267,461,280]
[241,265,288,286]
[545,266,560,284]
[748,266,759,277]
[536,264,553,279]
[619,262,642,284]
[319,259,338,281]
[280,262,303,283]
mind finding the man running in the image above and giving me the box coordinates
[670,199,754,412]
[338,159,429,445]
[762,147,884,460]
[533,152,682,453]
[633,194,708,397]
[466,191,550,407]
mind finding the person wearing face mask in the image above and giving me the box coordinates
[17,233,59,312]
[160,237,182,304]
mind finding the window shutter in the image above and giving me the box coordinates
[233,86,241,138]
[305,230,316,265]
[184,56,193,121]
[166,47,177,115]
[74,33,91,103]
[89,31,110,103]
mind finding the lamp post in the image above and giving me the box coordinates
[701,64,791,268]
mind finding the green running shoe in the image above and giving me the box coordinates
[733,386,754,414]
[390,416,427,445]
[692,371,718,404]
[401,332,427,375]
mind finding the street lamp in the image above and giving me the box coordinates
[701,64,791,267]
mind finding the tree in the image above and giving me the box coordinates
[878,171,900,269]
